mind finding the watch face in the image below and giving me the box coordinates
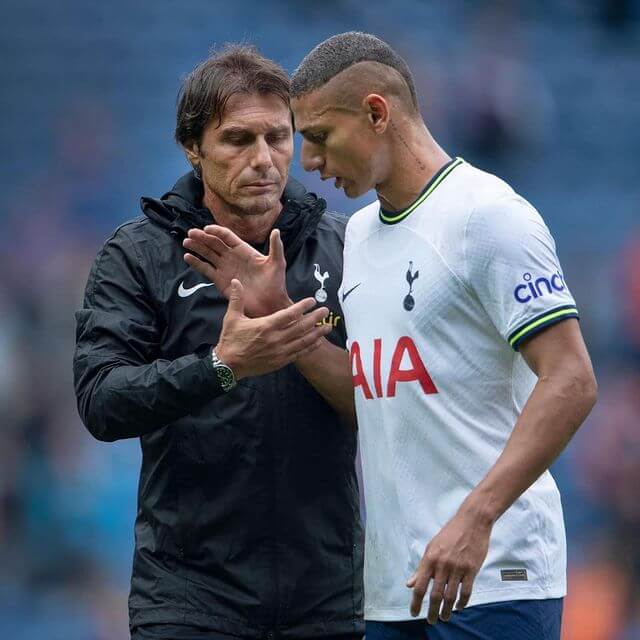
[218,366,235,391]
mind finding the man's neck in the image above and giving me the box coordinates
[202,191,282,245]
[376,122,450,213]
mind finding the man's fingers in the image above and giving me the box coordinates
[183,252,217,281]
[269,228,286,266]
[203,224,242,248]
[455,574,475,611]
[409,573,429,617]
[184,231,230,265]
[439,574,462,622]
[187,227,230,250]
[226,279,245,316]
[282,324,332,360]
[408,550,436,617]
[269,297,319,328]
[426,572,447,624]
[280,306,329,340]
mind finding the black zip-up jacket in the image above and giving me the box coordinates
[73,172,364,638]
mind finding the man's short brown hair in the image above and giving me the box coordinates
[175,45,290,149]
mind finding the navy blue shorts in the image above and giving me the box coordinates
[365,598,563,640]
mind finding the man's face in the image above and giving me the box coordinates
[292,89,384,199]
[192,93,293,216]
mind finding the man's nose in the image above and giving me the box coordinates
[250,137,274,171]
[300,140,324,173]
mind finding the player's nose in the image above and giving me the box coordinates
[300,139,324,173]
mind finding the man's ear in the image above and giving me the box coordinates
[184,142,201,171]
[363,94,390,134]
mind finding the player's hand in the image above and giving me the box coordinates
[214,279,331,380]
[406,508,492,624]
[183,225,291,317]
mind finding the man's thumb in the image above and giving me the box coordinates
[227,279,245,316]
[269,228,285,265]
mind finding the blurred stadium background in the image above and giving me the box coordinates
[1,1,639,638]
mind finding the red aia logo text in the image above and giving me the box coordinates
[349,336,438,399]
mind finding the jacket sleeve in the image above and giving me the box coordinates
[73,225,224,442]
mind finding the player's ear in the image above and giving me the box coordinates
[183,141,201,174]
[363,94,390,134]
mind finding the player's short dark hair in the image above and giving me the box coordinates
[175,45,290,149]
[291,31,418,110]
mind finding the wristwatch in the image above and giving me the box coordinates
[210,348,237,392]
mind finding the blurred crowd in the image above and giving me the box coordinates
[1,1,639,638]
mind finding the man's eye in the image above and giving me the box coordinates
[224,133,251,145]
[267,132,290,145]
[312,132,328,144]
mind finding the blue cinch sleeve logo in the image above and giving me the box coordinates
[514,271,566,303]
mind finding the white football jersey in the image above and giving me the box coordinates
[340,158,578,621]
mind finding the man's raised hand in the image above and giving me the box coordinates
[183,225,290,317]
[214,279,331,380]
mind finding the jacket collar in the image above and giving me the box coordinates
[140,171,326,260]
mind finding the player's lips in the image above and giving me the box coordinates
[243,181,277,191]
[320,175,346,189]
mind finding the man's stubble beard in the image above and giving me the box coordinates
[204,176,283,219]
[222,191,281,218]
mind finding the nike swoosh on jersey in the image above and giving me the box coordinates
[178,281,215,298]
[341,282,362,302]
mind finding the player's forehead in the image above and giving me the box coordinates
[291,84,342,130]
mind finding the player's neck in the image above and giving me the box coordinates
[376,124,450,213]
[202,190,282,245]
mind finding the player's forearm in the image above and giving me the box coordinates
[295,338,356,425]
[459,361,597,526]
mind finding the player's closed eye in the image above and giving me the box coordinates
[306,131,328,145]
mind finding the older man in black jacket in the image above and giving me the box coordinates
[73,46,364,640]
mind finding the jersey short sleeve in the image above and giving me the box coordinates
[463,194,579,351]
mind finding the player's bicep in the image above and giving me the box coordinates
[519,318,587,376]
